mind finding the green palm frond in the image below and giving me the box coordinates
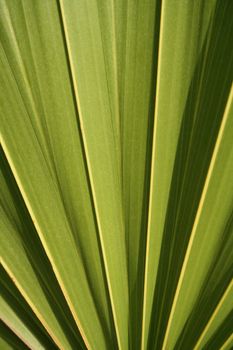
[0,0,233,349]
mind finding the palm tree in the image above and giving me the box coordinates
[0,0,232,349]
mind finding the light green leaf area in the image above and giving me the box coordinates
[118,2,160,347]
[220,334,233,350]
[0,202,77,350]
[195,282,233,350]
[142,1,217,347]
[53,1,129,348]
[163,88,233,350]
[0,337,13,350]
[0,265,59,350]
[0,321,28,350]
[0,295,44,350]
[0,0,119,348]
[0,0,233,349]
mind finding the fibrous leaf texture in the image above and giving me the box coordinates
[0,1,233,349]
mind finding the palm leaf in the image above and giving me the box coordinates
[0,0,232,349]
